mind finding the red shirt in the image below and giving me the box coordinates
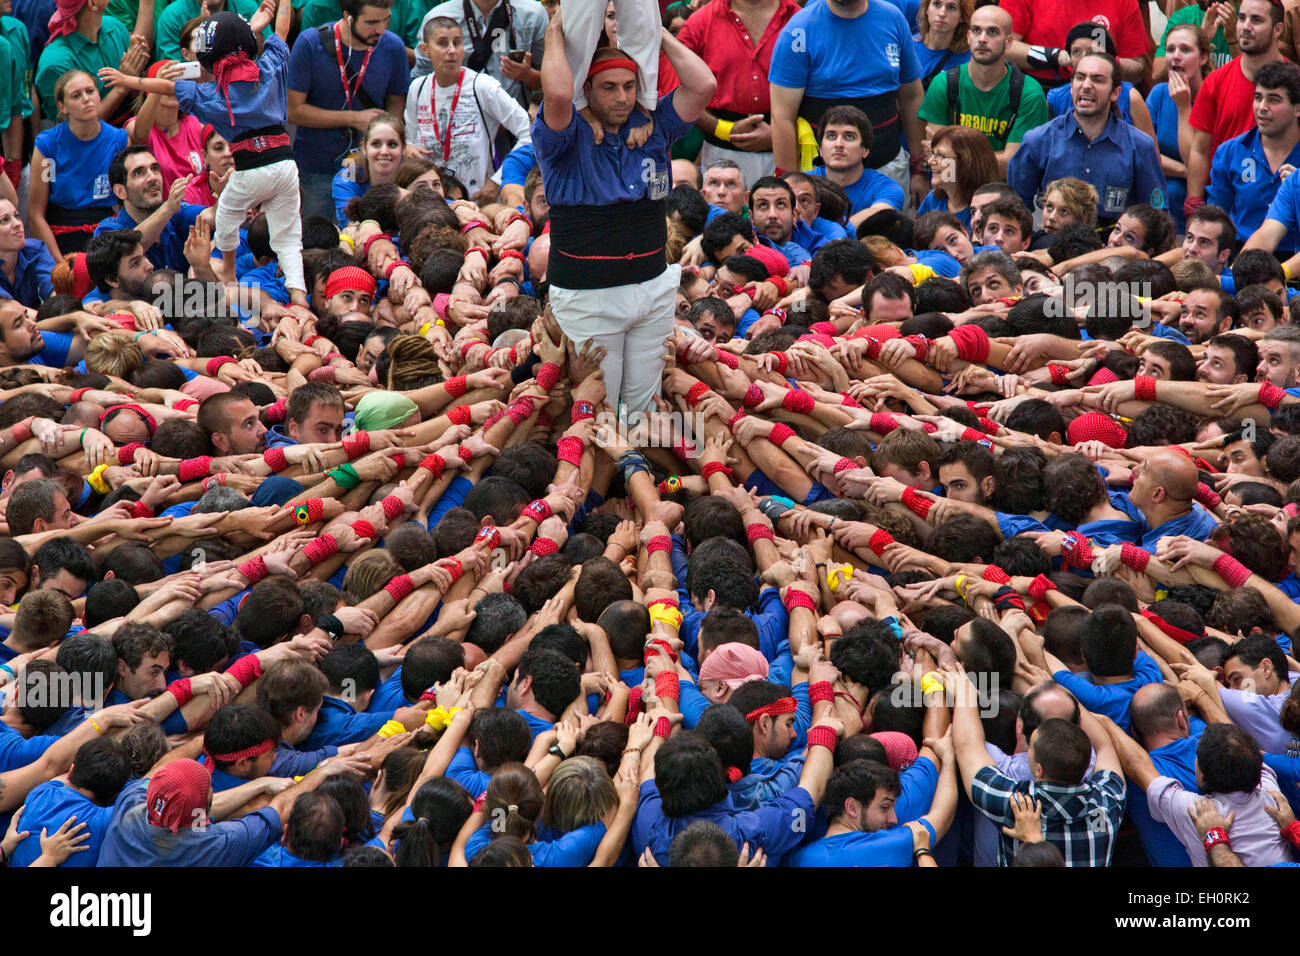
[1000,0,1150,82]
[1189,57,1270,149]
[676,0,800,118]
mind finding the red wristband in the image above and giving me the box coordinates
[653,716,673,739]
[384,574,415,603]
[809,681,835,705]
[867,529,895,556]
[770,351,789,375]
[1212,553,1252,588]
[117,442,143,465]
[1134,376,1158,402]
[1259,381,1288,411]
[686,381,711,408]
[420,454,446,479]
[443,558,464,583]
[746,523,774,544]
[444,375,468,398]
[1120,543,1150,572]
[782,389,815,414]
[783,588,816,612]
[178,456,213,482]
[714,350,739,369]
[309,366,337,383]
[1195,482,1222,510]
[166,678,194,707]
[447,405,472,427]
[205,356,236,377]
[536,363,561,392]
[982,565,1011,585]
[900,486,933,520]
[350,519,376,540]
[556,436,585,465]
[646,535,672,554]
[529,537,559,557]
[769,423,796,447]
[869,413,898,435]
[381,495,404,521]
[343,431,371,460]
[654,671,680,703]
[1048,364,1070,385]
[239,555,268,584]
[302,534,340,565]
[806,725,838,753]
[1027,574,1056,602]
[523,499,552,523]
[129,500,155,519]
[226,652,263,689]
[701,461,733,480]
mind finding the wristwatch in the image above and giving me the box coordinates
[548,743,569,760]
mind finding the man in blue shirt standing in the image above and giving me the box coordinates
[287,0,410,223]
[533,13,714,413]
[1008,51,1167,228]
[1208,62,1300,262]
[95,145,207,272]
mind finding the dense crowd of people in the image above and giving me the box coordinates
[0,0,1297,870]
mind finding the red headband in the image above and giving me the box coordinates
[206,738,275,764]
[101,403,158,437]
[325,266,377,300]
[745,697,797,723]
[588,57,638,79]
[1139,608,1202,646]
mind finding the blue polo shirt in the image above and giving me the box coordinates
[498,142,537,187]
[793,217,848,255]
[788,817,935,866]
[464,820,606,866]
[251,843,343,866]
[1260,157,1300,254]
[532,95,691,208]
[769,0,920,100]
[1052,650,1164,731]
[1208,128,1300,254]
[1128,720,1204,867]
[1007,111,1167,220]
[284,29,409,175]
[0,239,55,307]
[758,234,812,266]
[7,780,114,867]
[94,202,205,273]
[446,745,492,798]
[917,191,971,229]
[296,694,392,749]
[810,165,905,217]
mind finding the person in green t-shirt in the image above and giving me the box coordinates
[154,0,266,61]
[297,0,419,63]
[917,5,1048,174]
[34,1,144,121]
[1155,2,1236,84]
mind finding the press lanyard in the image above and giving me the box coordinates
[429,69,466,162]
[334,21,375,109]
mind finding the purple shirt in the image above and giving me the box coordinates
[1218,673,1300,755]
[1146,765,1297,867]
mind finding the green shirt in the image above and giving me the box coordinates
[1157,5,1232,72]
[0,16,33,122]
[34,16,131,120]
[917,62,1050,151]
[155,0,266,62]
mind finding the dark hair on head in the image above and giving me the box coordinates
[992,536,1052,577]
[83,577,138,628]
[809,239,876,299]
[1126,402,1199,446]
[461,475,530,525]
[343,845,395,867]
[573,556,633,623]
[831,623,901,699]
[1013,841,1066,867]
[514,648,581,719]
[510,553,576,615]
[1029,716,1092,783]
[989,445,1047,513]
[700,211,755,263]
[470,834,532,866]
[317,772,376,847]
[482,762,543,845]
[385,522,438,573]
[531,623,586,668]
[16,660,70,730]
[861,270,916,316]
[1047,222,1104,263]
[1043,453,1107,525]
[914,277,972,313]
[399,636,465,701]
[833,734,888,767]
[33,537,96,590]
[164,608,238,674]
[1003,399,1066,443]
[666,185,709,236]
[1187,635,1232,670]
[655,731,729,817]
[468,707,532,770]
[55,633,116,705]
[283,791,345,862]
[489,443,559,500]
[1114,259,1177,300]
[1197,722,1264,794]
[69,737,131,806]
[1042,605,1088,667]
[667,820,740,867]
[1232,248,1285,292]
[926,513,1000,564]
[1081,576,1138,612]
[686,557,758,611]
[1080,604,1139,676]
[235,577,304,649]
[393,777,473,866]
[320,642,381,696]
[683,497,745,549]
[464,592,527,655]
[1255,60,1300,107]
[823,759,901,823]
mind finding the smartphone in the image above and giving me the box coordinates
[176,60,202,80]
[507,49,526,62]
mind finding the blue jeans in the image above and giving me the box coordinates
[299,169,336,225]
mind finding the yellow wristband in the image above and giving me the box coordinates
[648,604,684,630]
[826,563,855,594]
[436,319,446,328]
[954,574,970,601]
[425,706,452,732]
[921,672,945,696]
[1286,263,1293,281]
[339,233,355,250]
[89,717,104,735]
[714,119,734,143]
[908,263,937,286]
[87,463,112,495]
[377,719,408,738]
[419,321,432,337]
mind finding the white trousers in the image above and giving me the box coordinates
[214,159,305,293]
[562,0,660,112]
[549,264,679,413]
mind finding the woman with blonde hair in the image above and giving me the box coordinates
[917,125,999,229]
[1039,177,1099,234]
[913,0,973,88]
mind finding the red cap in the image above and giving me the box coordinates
[1066,412,1128,449]
[743,243,789,278]
[870,731,918,771]
[324,266,377,300]
[146,759,213,834]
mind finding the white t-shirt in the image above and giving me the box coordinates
[405,67,533,195]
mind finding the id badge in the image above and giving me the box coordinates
[1103,185,1129,215]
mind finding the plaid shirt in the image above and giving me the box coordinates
[971,765,1127,867]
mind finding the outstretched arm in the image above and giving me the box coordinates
[660,27,715,125]
[541,12,575,131]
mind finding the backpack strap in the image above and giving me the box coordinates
[946,65,961,125]
[1004,64,1026,139]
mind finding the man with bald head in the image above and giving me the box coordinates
[1119,447,1220,549]
[917,5,1050,173]
[1125,683,1205,867]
